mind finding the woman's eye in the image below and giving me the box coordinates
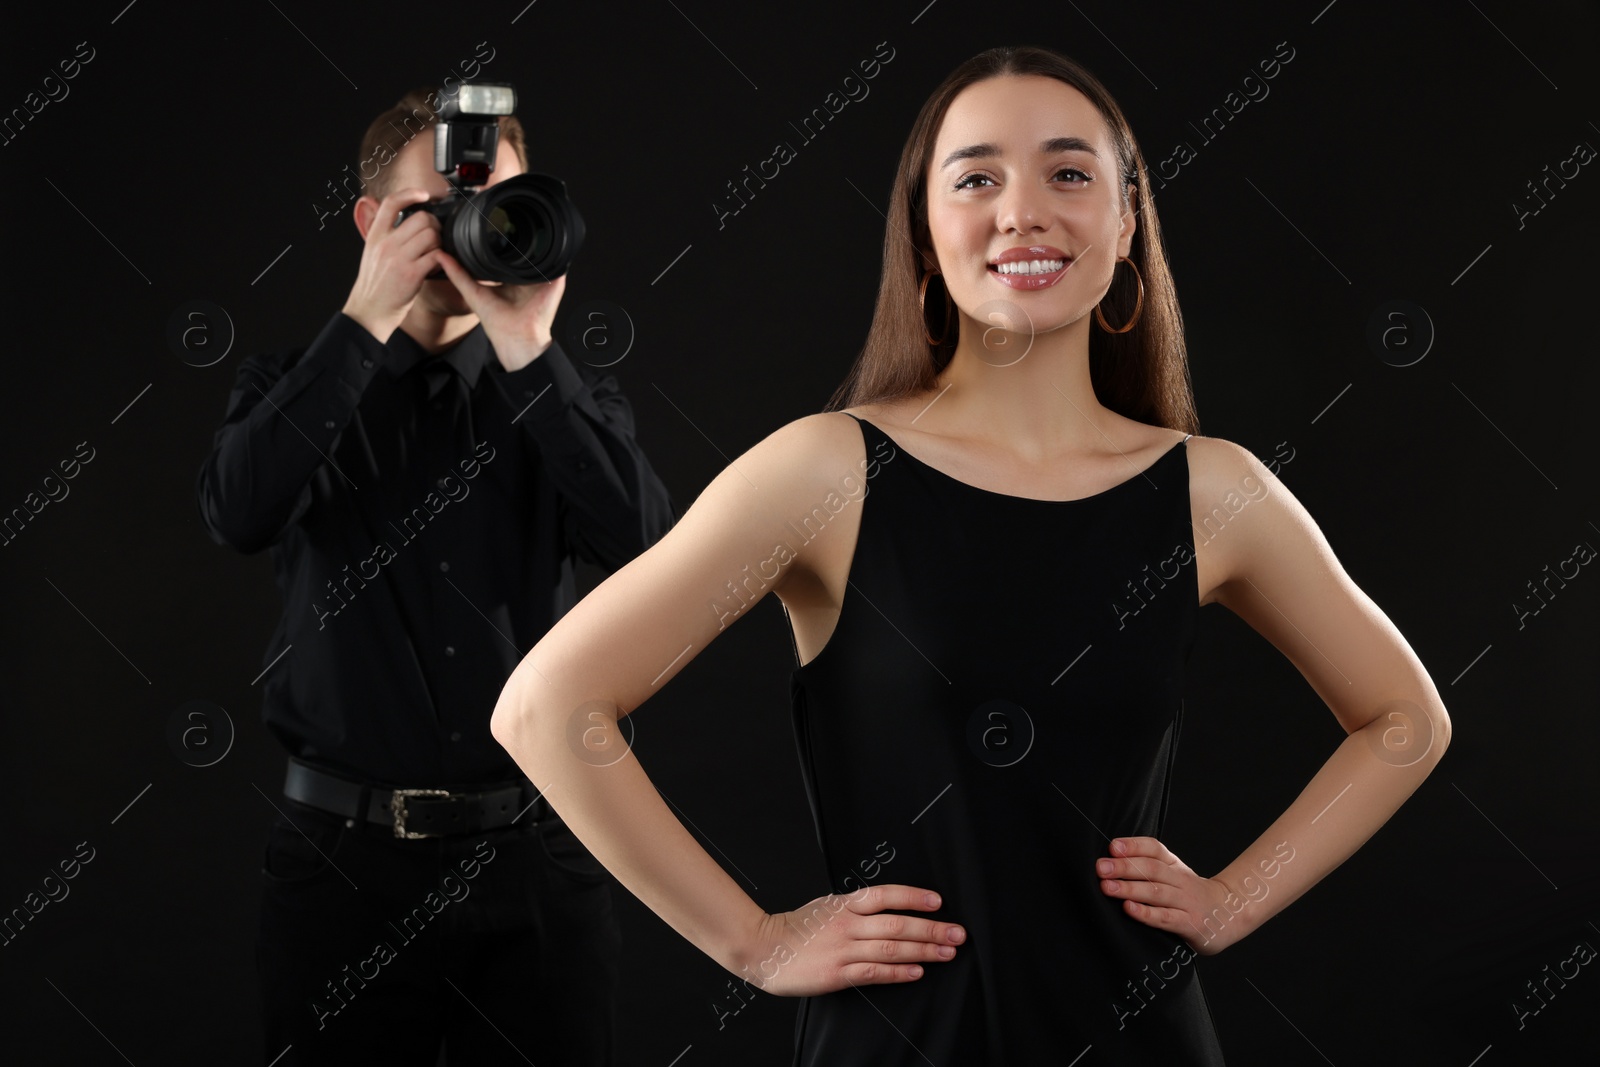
[952,168,1091,191]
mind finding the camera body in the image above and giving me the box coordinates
[396,82,585,285]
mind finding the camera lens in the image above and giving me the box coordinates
[447,174,585,285]
[487,200,553,265]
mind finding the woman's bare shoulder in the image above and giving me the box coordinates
[1180,432,1276,506]
[731,410,880,499]
[773,409,873,460]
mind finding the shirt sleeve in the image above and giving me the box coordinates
[194,311,389,554]
[485,339,679,569]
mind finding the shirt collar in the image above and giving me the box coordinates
[385,322,492,390]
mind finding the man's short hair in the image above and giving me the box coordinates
[356,85,529,203]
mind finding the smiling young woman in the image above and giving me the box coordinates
[490,45,1451,1067]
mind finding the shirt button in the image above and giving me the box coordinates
[437,478,448,489]
[450,731,462,742]
[523,390,536,399]
[444,645,455,656]
[361,358,374,369]
[439,561,450,572]
[324,420,335,429]
[577,460,590,471]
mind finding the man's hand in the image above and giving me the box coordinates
[435,251,567,372]
[341,188,444,343]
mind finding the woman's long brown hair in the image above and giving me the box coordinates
[824,46,1198,436]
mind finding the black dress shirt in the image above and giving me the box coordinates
[195,310,678,787]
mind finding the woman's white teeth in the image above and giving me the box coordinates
[995,258,1066,275]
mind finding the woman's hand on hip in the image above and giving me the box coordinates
[735,884,966,996]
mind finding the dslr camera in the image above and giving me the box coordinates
[398,82,584,285]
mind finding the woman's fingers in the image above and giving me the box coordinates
[840,883,943,915]
[1120,899,1195,937]
[1098,838,1176,887]
[1094,840,1239,954]
[1114,835,1175,862]
[755,885,965,994]
[1103,874,1175,907]
[839,960,932,984]
[842,886,965,975]
[852,911,966,952]
[844,884,965,947]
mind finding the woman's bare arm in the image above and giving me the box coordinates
[1175,438,1453,949]
[490,412,966,994]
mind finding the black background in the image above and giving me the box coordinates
[2,1,1597,1063]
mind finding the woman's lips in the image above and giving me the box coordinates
[987,259,1073,290]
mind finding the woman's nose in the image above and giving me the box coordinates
[995,184,1047,234]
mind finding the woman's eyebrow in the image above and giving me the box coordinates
[939,136,1100,169]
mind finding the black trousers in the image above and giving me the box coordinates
[256,797,622,1065]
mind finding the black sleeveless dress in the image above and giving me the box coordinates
[786,414,1225,1066]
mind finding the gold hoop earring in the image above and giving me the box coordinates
[918,269,953,347]
[1094,256,1145,334]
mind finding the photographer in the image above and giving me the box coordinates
[195,85,677,1064]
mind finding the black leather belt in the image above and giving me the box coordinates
[283,757,547,839]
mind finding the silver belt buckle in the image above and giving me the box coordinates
[391,788,451,838]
